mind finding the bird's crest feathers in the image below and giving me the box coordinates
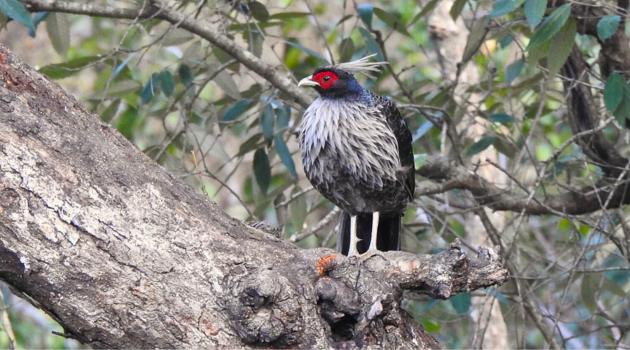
[333,54,387,79]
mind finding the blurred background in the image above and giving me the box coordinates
[1,0,629,348]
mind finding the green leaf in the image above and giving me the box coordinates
[357,3,374,29]
[212,65,241,100]
[0,0,35,31]
[505,58,525,84]
[466,136,496,156]
[420,319,442,333]
[38,56,102,79]
[160,70,175,97]
[558,217,570,231]
[462,17,489,64]
[449,0,467,21]
[89,80,142,99]
[283,40,329,63]
[604,72,625,112]
[490,113,515,124]
[487,0,525,19]
[597,15,621,41]
[114,107,139,139]
[358,27,384,62]
[415,0,439,21]
[250,30,264,58]
[524,0,547,27]
[268,12,310,20]
[373,7,411,37]
[274,135,297,178]
[248,1,269,22]
[339,38,355,63]
[414,154,427,169]
[527,4,571,51]
[604,72,630,124]
[450,292,471,314]
[221,99,254,122]
[100,99,121,122]
[547,18,576,79]
[581,274,597,313]
[46,13,69,58]
[253,148,271,195]
[237,133,264,157]
[261,104,275,143]
[275,105,291,133]
[178,64,194,87]
[140,73,160,105]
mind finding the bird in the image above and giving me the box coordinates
[297,55,415,257]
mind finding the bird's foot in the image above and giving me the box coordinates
[359,249,388,263]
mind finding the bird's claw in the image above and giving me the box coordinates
[359,249,388,263]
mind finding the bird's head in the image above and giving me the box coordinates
[298,67,361,98]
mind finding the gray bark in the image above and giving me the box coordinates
[0,44,507,349]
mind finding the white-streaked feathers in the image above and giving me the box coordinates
[333,54,387,79]
[299,97,400,190]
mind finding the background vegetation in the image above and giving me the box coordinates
[1,0,629,348]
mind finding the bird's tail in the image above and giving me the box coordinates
[337,212,401,255]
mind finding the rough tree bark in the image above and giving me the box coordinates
[0,45,508,348]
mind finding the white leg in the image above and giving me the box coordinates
[347,215,361,257]
[367,212,380,252]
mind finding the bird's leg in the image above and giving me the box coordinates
[347,215,361,257]
[367,211,380,252]
[360,212,387,262]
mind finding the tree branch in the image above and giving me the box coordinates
[22,0,313,108]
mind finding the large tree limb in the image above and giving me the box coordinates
[0,45,507,348]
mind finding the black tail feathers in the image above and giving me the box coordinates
[337,212,401,255]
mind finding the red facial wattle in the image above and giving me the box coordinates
[312,71,338,89]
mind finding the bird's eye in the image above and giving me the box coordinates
[323,75,331,82]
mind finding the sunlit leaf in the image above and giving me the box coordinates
[466,136,496,156]
[357,3,374,29]
[213,67,241,100]
[420,319,442,333]
[547,18,576,78]
[253,148,271,195]
[524,0,547,27]
[414,154,427,169]
[597,15,621,41]
[114,107,139,139]
[527,4,571,51]
[46,13,69,58]
[0,0,35,30]
[487,0,525,19]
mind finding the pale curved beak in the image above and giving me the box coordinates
[298,75,320,88]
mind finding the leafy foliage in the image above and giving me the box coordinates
[2,0,630,348]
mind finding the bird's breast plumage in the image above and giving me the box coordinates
[298,95,410,216]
